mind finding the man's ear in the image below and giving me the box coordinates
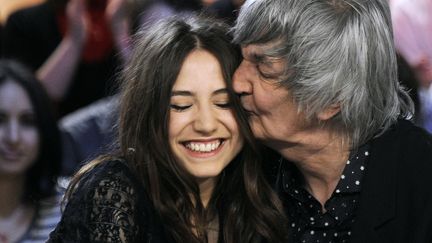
[317,104,341,121]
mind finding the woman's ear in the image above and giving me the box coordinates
[317,103,341,121]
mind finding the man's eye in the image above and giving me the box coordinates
[256,60,283,80]
[256,65,275,79]
[170,104,192,111]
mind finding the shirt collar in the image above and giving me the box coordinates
[281,144,370,196]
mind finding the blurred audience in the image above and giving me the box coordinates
[60,95,118,175]
[0,60,62,242]
[206,0,244,24]
[0,0,43,24]
[390,0,432,132]
[2,0,133,116]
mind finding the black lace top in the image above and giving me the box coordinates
[48,160,171,243]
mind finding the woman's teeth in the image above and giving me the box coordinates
[185,140,221,152]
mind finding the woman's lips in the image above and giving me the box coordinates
[0,149,23,161]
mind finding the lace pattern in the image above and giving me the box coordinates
[48,160,146,243]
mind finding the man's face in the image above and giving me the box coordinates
[233,44,311,149]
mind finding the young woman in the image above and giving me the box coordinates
[48,15,287,243]
[0,60,62,242]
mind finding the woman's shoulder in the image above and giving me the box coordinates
[73,159,147,208]
[79,159,140,189]
[48,159,150,242]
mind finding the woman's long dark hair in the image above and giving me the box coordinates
[0,60,61,203]
[67,14,287,242]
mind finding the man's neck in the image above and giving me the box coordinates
[277,132,351,208]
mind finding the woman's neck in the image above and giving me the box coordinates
[0,175,35,243]
[0,175,26,217]
[197,177,217,208]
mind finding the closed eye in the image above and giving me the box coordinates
[170,104,192,111]
[257,64,280,80]
[215,102,232,109]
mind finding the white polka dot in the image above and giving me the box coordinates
[291,223,296,227]
[341,174,345,179]
[360,166,365,171]
[294,189,299,194]
[323,233,327,237]
[311,230,315,235]
[336,189,341,193]
[348,231,351,235]
[334,232,338,237]
[355,180,360,185]
[310,217,315,221]
[346,186,350,189]
[365,151,369,156]
[324,222,329,226]
[347,160,351,164]
[335,216,339,220]
[351,171,355,174]
[285,184,289,188]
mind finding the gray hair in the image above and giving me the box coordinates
[232,0,414,149]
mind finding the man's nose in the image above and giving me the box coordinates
[233,60,253,95]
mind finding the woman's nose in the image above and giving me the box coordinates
[193,108,218,135]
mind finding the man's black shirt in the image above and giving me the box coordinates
[278,145,370,243]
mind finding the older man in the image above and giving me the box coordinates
[232,0,432,242]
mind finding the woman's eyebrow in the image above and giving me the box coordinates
[171,90,194,97]
[213,88,229,95]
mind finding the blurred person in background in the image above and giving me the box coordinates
[0,0,42,56]
[206,0,245,25]
[0,60,62,243]
[0,0,43,24]
[390,0,432,133]
[2,0,134,117]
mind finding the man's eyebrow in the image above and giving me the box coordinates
[244,52,265,63]
[242,47,264,62]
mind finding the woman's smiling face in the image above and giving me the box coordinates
[168,50,243,185]
[0,80,39,176]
